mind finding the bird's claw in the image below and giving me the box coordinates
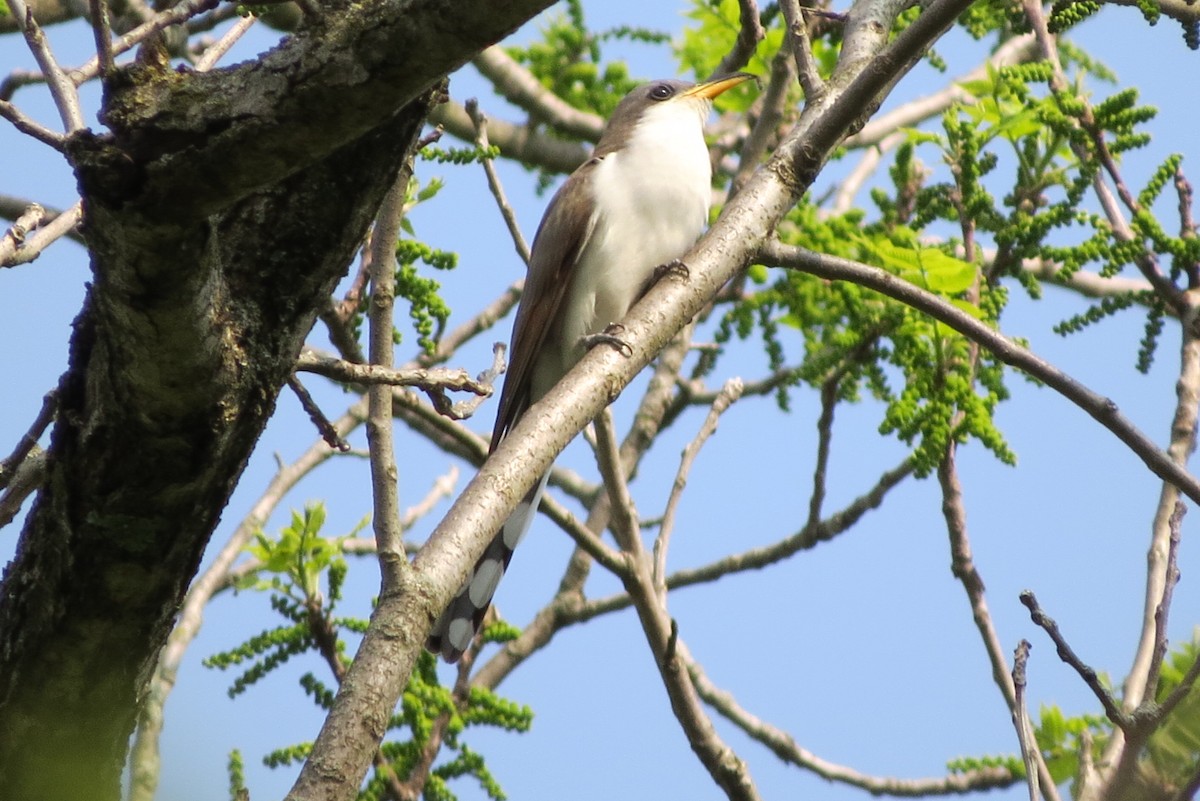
[654,259,690,282]
[580,324,634,357]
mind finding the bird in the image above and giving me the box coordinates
[428,73,755,662]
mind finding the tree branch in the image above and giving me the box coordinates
[366,174,411,587]
[711,0,765,79]
[761,242,1200,506]
[689,652,1020,795]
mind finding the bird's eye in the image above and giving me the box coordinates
[649,83,674,101]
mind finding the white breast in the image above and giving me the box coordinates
[545,99,713,387]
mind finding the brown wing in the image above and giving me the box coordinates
[489,158,600,452]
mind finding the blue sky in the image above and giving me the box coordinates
[2,2,1198,800]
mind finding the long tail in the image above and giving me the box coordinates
[427,470,551,662]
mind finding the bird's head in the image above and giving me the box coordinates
[596,73,756,157]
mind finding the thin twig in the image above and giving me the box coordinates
[466,99,531,266]
[472,46,603,141]
[689,650,1019,795]
[72,0,222,87]
[193,13,256,72]
[567,456,914,629]
[938,446,1063,801]
[0,101,66,151]
[733,43,796,193]
[592,409,641,554]
[1012,640,1040,801]
[712,0,765,79]
[3,202,83,267]
[88,0,116,78]
[0,389,57,493]
[654,378,743,595]
[806,377,837,528]
[287,375,351,452]
[780,0,825,100]
[0,202,46,263]
[7,0,86,132]
[297,349,494,396]
[1020,591,1130,730]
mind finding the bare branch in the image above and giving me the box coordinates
[88,0,116,78]
[466,99,531,265]
[2,201,84,267]
[472,46,604,141]
[297,349,494,397]
[654,378,743,594]
[193,14,256,72]
[806,376,837,527]
[6,0,85,132]
[574,456,914,625]
[0,448,46,530]
[711,0,765,79]
[0,203,47,264]
[0,389,57,494]
[780,0,825,101]
[939,451,1062,800]
[0,101,66,151]
[0,195,84,247]
[1012,640,1040,801]
[1020,590,1130,729]
[689,652,1020,796]
[429,99,589,175]
[1123,325,1200,705]
[1174,165,1199,289]
[592,409,641,554]
[287,375,352,453]
[1,71,37,103]
[366,175,411,587]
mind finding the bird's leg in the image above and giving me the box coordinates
[580,323,634,357]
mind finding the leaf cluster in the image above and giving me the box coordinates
[205,504,531,801]
[504,0,650,120]
[677,0,791,108]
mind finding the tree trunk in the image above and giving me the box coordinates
[0,1,555,797]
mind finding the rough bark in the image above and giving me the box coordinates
[0,1,554,799]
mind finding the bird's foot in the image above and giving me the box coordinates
[653,259,690,283]
[580,323,634,357]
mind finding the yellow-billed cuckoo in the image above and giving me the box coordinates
[428,73,754,662]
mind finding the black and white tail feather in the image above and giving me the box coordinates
[427,470,550,661]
